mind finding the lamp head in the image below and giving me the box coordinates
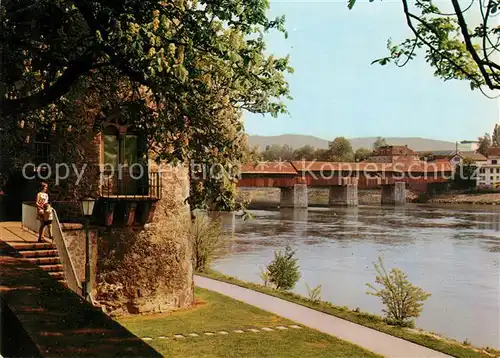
[81,197,96,217]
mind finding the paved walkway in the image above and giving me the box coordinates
[195,276,450,358]
[0,222,37,243]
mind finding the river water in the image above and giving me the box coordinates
[212,205,500,348]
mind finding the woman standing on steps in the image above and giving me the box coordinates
[36,182,52,242]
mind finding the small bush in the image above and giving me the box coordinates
[366,257,431,327]
[266,245,301,291]
[259,267,270,287]
[305,283,322,303]
[190,214,228,272]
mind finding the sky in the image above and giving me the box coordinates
[243,1,499,142]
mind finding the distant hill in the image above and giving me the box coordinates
[247,134,456,152]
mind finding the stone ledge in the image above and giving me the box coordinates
[60,223,84,231]
[0,253,161,357]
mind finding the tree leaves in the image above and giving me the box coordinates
[266,245,301,291]
[366,257,431,326]
[1,0,292,211]
[349,0,500,92]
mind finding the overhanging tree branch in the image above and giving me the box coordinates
[0,53,103,115]
[451,0,500,90]
[400,0,490,88]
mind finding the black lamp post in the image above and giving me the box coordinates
[81,197,95,302]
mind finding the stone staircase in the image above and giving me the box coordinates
[10,242,66,285]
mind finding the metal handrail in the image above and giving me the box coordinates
[100,170,162,199]
[22,202,82,296]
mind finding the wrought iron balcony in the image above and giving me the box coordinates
[99,170,162,200]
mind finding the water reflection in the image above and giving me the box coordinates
[215,204,500,348]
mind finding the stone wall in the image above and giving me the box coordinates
[2,118,194,317]
[94,164,194,315]
[48,130,101,204]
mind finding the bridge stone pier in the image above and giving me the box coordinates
[280,184,308,208]
[381,182,406,205]
[328,184,358,206]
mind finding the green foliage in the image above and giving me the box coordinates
[293,145,316,161]
[325,137,354,162]
[190,214,228,272]
[348,0,500,92]
[454,157,477,189]
[260,144,295,161]
[354,147,373,162]
[366,257,431,326]
[266,245,301,291]
[1,0,292,210]
[259,145,335,161]
[373,137,388,150]
[492,124,500,147]
[305,283,322,303]
[477,134,491,156]
[260,267,270,287]
[314,148,330,161]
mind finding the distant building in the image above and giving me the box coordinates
[368,145,420,163]
[477,147,500,189]
[458,151,487,166]
[419,150,486,169]
[457,140,479,152]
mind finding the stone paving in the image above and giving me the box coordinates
[141,325,303,341]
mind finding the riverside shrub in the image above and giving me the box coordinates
[266,245,300,291]
[190,214,228,272]
[366,257,431,326]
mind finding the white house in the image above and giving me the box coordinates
[477,147,500,189]
[421,150,486,169]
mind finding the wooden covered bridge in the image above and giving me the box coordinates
[238,160,452,207]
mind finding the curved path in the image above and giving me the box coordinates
[195,275,450,358]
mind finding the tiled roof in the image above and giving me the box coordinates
[240,162,297,174]
[372,145,418,156]
[418,150,457,157]
[291,161,385,172]
[241,160,453,174]
[486,147,500,158]
[384,160,453,173]
[459,151,487,161]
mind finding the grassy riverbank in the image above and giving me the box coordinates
[198,270,500,358]
[119,287,380,358]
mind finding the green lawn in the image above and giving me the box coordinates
[119,288,381,358]
[198,270,500,358]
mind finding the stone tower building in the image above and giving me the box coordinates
[0,116,194,314]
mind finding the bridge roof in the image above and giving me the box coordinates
[240,160,453,175]
[240,162,297,174]
[383,161,453,172]
[291,161,386,172]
